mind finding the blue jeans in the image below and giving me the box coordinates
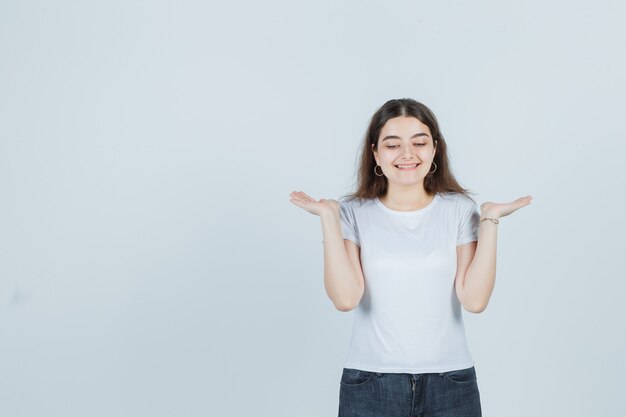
[338,366,482,417]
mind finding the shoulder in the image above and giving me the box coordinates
[338,195,370,209]
[437,192,478,211]
[438,191,475,203]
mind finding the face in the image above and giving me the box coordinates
[372,116,437,185]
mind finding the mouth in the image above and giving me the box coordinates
[394,163,419,170]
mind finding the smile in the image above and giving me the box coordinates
[394,163,419,170]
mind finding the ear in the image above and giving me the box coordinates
[371,143,379,164]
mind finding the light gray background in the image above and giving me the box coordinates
[1,1,624,416]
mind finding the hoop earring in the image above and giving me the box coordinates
[428,162,437,174]
[374,165,384,177]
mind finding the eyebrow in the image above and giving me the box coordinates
[381,133,430,141]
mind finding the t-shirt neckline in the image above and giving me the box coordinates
[375,193,440,215]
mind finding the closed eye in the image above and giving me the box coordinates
[386,144,426,148]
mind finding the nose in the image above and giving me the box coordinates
[402,144,415,158]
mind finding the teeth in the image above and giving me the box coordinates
[396,164,418,168]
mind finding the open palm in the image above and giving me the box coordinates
[289,191,340,217]
[480,195,533,218]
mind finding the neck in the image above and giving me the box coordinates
[381,183,435,210]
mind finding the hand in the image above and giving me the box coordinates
[289,191,340,217]
[480,195,533,219]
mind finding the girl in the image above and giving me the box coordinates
[289,98,531,417]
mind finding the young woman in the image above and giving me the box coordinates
[289,98,532,417]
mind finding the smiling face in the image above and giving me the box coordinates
[372,116,437,187]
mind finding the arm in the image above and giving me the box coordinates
[456,195,533,313]
[456,219,498,314]
[320,208,365,312]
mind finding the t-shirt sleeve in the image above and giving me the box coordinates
[457,197,480,246]
[339,199,361,247]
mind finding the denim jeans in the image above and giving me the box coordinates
[338,366,482,417]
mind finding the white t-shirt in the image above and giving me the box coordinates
[338,191,480,373]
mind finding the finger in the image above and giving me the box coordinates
[290,198,308,208]
[508,198,532,211]
[292,197,311,206]
[508,196,532,206]
[291,191,310,201]
[298,191,316,202]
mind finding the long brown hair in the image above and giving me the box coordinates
[341,98,476,204]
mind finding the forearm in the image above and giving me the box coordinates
[320,209,361,310]
[464,216,499,312]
